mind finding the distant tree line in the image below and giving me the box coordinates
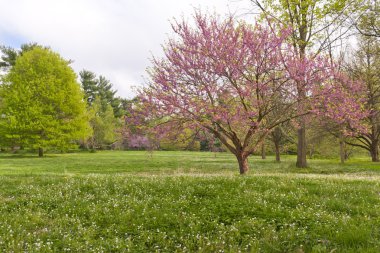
[0,44,218,156]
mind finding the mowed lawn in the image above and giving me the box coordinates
[0,151,379,252]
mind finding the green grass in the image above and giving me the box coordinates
[0,151,379,252]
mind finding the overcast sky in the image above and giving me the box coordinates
[0,0,254,98]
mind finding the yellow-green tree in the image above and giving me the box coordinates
[87,96,120,149]
[355,0,380,37]
[0,46,90,156]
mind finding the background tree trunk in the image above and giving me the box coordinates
[308,144,315,159]
[339,134,345,164]
[370,139,379,162]
[274,142,281,162]
[296,125,307,168]
[261,144,266,159]
[38,147,44,157]
[370,123,379,162]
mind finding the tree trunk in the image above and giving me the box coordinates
[296,46,307,168]
[308,145,314,159]
[296,126,307,168]
[274,142,281,162]
[370,139,379,162]
[339,133,345,164]
[261,144,266,159]
[236,153,249,175]
[370,123,379,162]
[38,147,44,157]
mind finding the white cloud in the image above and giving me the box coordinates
[0,0,252,98]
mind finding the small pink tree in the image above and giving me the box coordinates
[133,12,366,174]
[127,135,152,150]
[311,71,369,162]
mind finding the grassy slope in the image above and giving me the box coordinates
[0,151,379,252]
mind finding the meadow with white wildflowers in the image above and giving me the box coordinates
[0,151,379,252]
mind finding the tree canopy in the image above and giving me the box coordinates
[129,13,366,174]
[0,46,90,156]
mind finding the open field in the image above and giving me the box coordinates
[0,151,379,252]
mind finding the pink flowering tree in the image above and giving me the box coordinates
[312,72,368,134]
[311,72,368,162]
[132,12,366,174]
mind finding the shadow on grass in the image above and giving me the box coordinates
[0,154,57,159]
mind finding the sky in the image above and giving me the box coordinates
[0,0,254,98]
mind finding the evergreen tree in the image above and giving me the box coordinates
[79,70,124,117]
[0,43,43,71]
[79,70,98,105]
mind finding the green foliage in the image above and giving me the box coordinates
[87,97,120,149]
[79,70,124,118]
[79,70,122,149]
[352,35,380,89]
[0,151,379,252]
[0,43,44,71]
[342,35,380,159]
[257,0,353,54]
[160,128,201,151]
[79,69,98,105]
[0,47,91,154]
[0,46,18,69]
[355,0,380,37]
